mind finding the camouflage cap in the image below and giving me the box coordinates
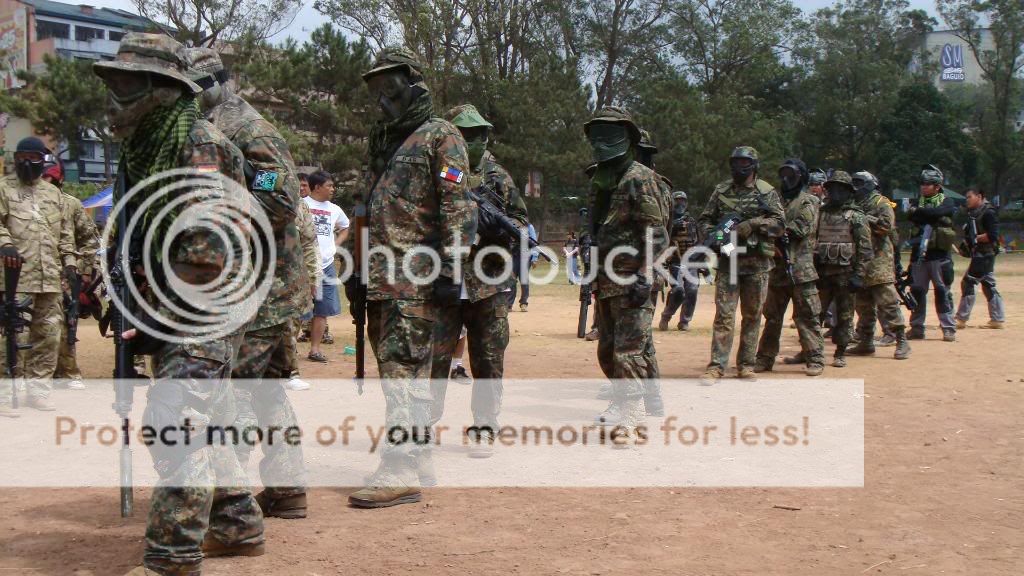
[637,129,658,152]
[362,47,424,81]
[184,47,226,86]
[672,190,688,200]
[808,168,827,185]
[920,164,943,185]
[93,32,201,93]
[731,146,759,162]
[825,170,854,189]
[583,106,641,143]
[446,104,493,129]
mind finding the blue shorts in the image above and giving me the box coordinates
[312,262,341,318]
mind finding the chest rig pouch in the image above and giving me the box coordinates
[817,210,855,266]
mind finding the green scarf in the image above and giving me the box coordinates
[920,190,945,208]
[367,88,435,177]
[589,149,634,233]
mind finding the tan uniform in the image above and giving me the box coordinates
[55,194,99,381]
[0,175,76,402]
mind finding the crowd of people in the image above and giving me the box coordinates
[0,35,1009,576]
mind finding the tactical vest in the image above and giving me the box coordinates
[817,210,855,266]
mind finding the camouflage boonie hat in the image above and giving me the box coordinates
[672,190,688,200]
[362,47,424,81]
[446,104,493,129]
[825,170,854,189]
[184,47,227,88]
[93,32,201,93]
[920,164,943,185]
[583,106,642,143]
[808,168,827,185]
[731,146,759,162]
[637,129,658,152]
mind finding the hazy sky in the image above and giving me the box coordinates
[84,0,942,44]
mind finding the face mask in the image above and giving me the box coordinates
[825,185,851,208]
[15,159,45,183]
[852,179,873,199]
[368,72,412,121]
[466,140,487,168]
[780,169,802,194]
[588,123,630,164]
[731,159,756,184]
[107,86,181,140]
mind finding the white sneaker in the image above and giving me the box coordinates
[285,376,311,391]
[67,379,86,390]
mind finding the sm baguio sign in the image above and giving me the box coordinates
[941,44,965,82]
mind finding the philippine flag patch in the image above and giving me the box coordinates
[440,166,464,184]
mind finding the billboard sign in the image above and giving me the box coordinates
[0,8,28,90]
[940,43,965,82]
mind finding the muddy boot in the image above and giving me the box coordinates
[255,490,307,519]
[805,364,824,377]
[658,316,670,331]
[417,450,438,486]
[848,331,875,356]
[782,352,806,365]
[893,328,911,360]
[832,346,847,368]
[736,366,757,380]
[700,367,723,386]
[202,533,266,557]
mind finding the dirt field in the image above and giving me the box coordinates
[1,255,1022,575]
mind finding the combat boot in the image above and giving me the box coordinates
[658,316,670,331]
[782,352,806,365]
[349,468,422,509]
[677,321,690,331]
[875,334,896,347]
[202,534,266,557]
[0,404,18,419]
[736,366,757,380]
[805,364,824,377]
[25,396,55,411]
[584,328,599,341]
[255,490,307,519]
[848,331,875,356]
[700,367,723,386]
[753,360,773,373]
[981,320,1005,329]
[908,326,925,340]
[832,346,847,368]
[893,328,911,360]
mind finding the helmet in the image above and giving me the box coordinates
[808,168,827,185]
[185,47,228,89]
[445,104,493,129]
[672,190,688,201]
[731,146,759,163]
[93,33,201,94]
[825,170,854,189]
[729,146,760,180]
[637,129,658,153]
[583,106,641,143]
[852,171,878,196]
[362,47,425,82]
[920,164,943,185]
[779,158,808,191]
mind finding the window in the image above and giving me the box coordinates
[108,31,124,42]
[75,26,105,41]
[36,20,70,40]
[78,141,97,160]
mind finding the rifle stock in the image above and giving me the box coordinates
[351,202,367,394]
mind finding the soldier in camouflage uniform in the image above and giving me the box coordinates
[346,48,474,508]
[754,159,825,376]
[813,171,873,368]
[848,171,911,360]
[0,137,77,415]
[659,190,701,332]
[282,173,321,391]
[187,47,310,519]
[698,146,785,383]
[93,33,264,575]
[428,104,527,462]
[584,107,669,440]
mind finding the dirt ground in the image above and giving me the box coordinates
[1,255,1022,575]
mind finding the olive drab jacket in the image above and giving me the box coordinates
[698,178,786,276]
[0,176,76,293]
[769,189,819,287]
[857,191,898,287]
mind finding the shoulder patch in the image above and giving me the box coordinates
[252,170,279,192]
[440,166,464,184]
[195,164,219,173]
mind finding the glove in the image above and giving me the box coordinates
[626,276,652,308]
[64,265,78,285]
[734,220,754,240]
[849,274,864,293]
[433,275,461,307]
[1,244,21,268]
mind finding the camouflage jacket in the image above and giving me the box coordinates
[591,161,670,299]
[464,150,528,302]
[698,178,785,276]
[857,192,898,286]
[770,189,819,287]
[0,176,76,293]
[208,93,306,330]
[295,199,320,316]
[364,117,475,301]
[62,193,100,275]
[815,202,872,279]
[667,211,700,266]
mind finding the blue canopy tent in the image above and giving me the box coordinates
[81,186,112,226]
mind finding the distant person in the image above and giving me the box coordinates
[303,170,349,362]
[509,222,538,312]
[955,187,1004,329]
[564,232,580,284]
[908,165,957,342]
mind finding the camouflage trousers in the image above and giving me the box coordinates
[429,294,508,432]
[230,323,307,499]
[709,272,769,371]
[54,316,82,380]
[367,299,435,479]
[818,273,856,351]
[596,294,659,399]
[855,282,905,339]
[144,337,263,576]
[0,292,61,405]
[757,281,825,369]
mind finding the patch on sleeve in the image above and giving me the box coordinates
[195,164,219,173]
[439,166,464,184]
[252,170,279,192]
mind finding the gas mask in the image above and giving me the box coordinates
[103,72,182,139]
[587,123,630,164]
[779,167,802,195]
[367,71,413,121]
[14,152,48,184]
[852,177,873,199]
[825,184,852,208]
[730,159,756,185]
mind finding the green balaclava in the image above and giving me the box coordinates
[588,122,631,164]
[447,104,493,168]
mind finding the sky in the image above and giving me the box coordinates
[83,0,942,45]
